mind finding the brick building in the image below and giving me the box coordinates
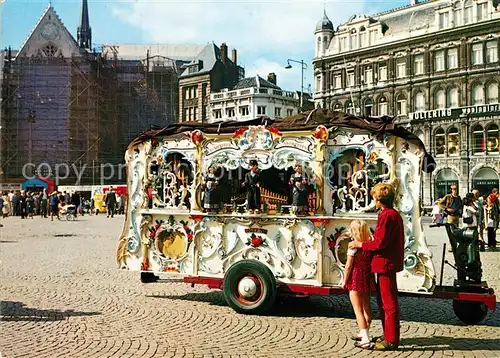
[178,43,245,122]
[313,0,500,204]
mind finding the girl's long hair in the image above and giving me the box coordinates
[350,219,371,243]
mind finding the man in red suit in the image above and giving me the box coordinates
[349,182,404,351]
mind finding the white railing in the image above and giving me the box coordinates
[210,87,299,101]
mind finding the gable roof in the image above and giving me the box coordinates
[179,43,237,78]
[15,5,81,59]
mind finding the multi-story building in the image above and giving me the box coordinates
[178,43,245,122]
[208,73,299,122]
[313,0,500,204]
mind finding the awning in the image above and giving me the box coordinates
[21,177,55,193]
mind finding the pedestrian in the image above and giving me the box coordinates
[26,193,35,219]
[105,189,117,218]
[462,193,478,228]
[40,189,48,218]
[19,191,27,219]
[2,191,10,218]
[344,219,376,349]
[437,184,462,226]
[431,200,443,224]
[12,191,19,216]
[485,191,498,249]
[8,190,15,216]
[348,182,404,351]
[50,191,60,221]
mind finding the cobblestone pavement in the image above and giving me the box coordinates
[0,215,499,358]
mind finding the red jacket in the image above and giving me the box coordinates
[362,207,405,273]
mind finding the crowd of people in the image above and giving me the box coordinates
[0,188,127,223]
[431,186,499,250]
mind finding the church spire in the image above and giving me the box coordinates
[77,0,92,50]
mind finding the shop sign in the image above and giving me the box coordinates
[409,103,500,121]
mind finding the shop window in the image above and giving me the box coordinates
[435,168,459,200]
[447,127,460,156]
[486,124,499,153]
[472,124,485,154]
[486,82,499,104]
[472,84,485,105]
[435,127,446,156]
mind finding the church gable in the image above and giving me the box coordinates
[16,6,81,59]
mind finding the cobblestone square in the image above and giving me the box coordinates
[1,216,499,358]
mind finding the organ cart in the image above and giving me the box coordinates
[117,109,496,323]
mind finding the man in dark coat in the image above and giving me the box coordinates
[242,160,261,214]
[105,189,117,218]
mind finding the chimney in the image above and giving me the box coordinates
[220,43,228,65]
[231,49,237,64]
[267,73,277,85]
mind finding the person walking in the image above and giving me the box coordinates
[40,189,48,218]
[344,219,376,349]
[438,184,462,226]
[348,183,404,351]
[49,191,60,221]
[8,190,15,216]
[19,191,27,219]
[2,191,11,218]
[105,189,117,218]
[485,190,499,249]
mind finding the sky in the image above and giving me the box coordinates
[0,0,408,92]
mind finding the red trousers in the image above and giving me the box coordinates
[376,272,400,345]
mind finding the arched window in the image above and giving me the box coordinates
[447,87,459,107]
[359,26,366,47]
[435,89,445,109]
[350,29,357,50]
[378,96,388,115]
[345,100,355,114]
[396,93,407,115]
[333,102,342,110]
[486,124,499,153]
[472,84,485,105]
[447,127,460,156]
[364,98,373,116]
[415,92,425,111]
[487,82,499,104]
[472,124,485,154]
[435,127,446,155]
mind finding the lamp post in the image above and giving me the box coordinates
[285,59,307,111]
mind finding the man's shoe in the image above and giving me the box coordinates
[373,340,398,351]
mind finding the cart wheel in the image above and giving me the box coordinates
[140,272,159,283]
[452,300,488,324]
[223,260,276,314]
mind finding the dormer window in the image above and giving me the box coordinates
[369,29,378,46]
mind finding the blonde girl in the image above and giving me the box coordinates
[343,219,376,349]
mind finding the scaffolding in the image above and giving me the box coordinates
[1,48,183,185]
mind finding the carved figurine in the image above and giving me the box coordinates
[242,160,261,214]
[203,165,219,212]
[289,161,309,215]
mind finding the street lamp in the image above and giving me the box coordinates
[285,59,307,111]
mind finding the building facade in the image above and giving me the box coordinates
[178,43,245,122]
[208,73,299,123]
[1,3,204,185]
[313,0,500,204]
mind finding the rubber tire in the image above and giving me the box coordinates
[223,260,276,315]
[452,300,488,324]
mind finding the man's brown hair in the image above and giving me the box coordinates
[371,182,395,208]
